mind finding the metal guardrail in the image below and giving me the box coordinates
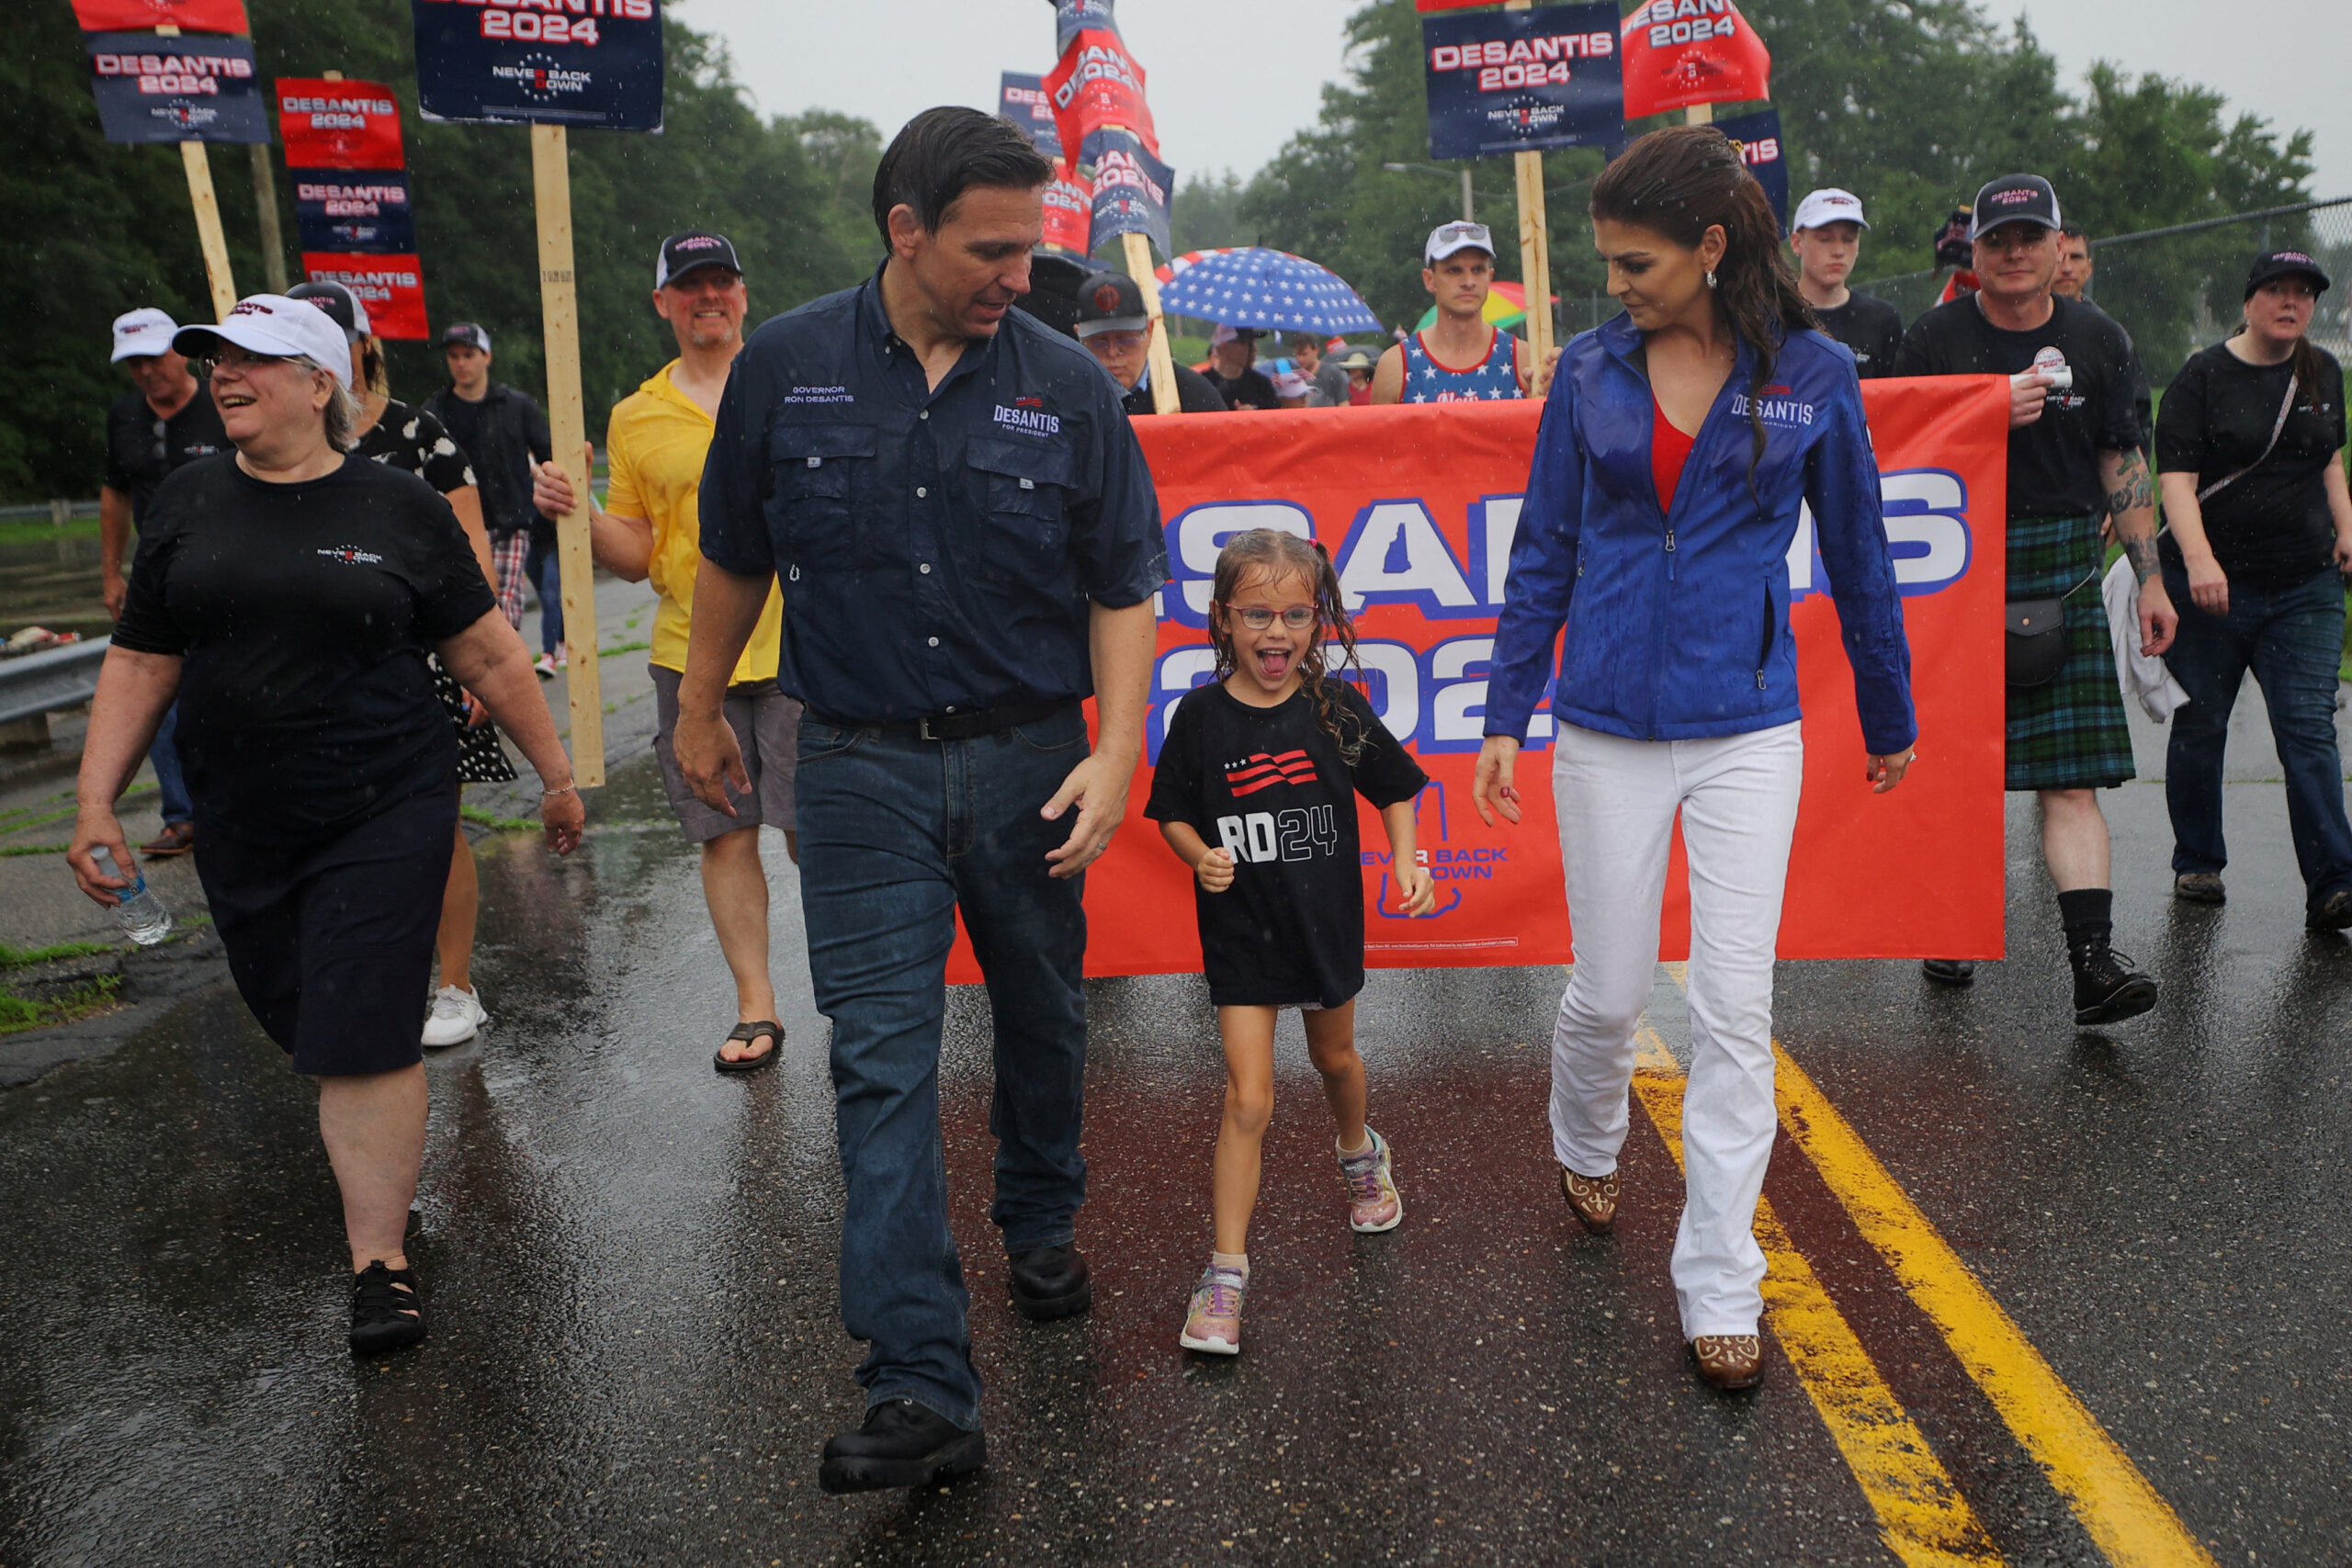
[0,637,110,727]
[0,501,97,524]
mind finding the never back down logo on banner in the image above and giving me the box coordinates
[410,0,664,130]
[944,378,2014,985]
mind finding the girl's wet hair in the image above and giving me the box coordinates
[1590,124,1817,493]
[1206,529,1365,763]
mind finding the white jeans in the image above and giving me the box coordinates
[1548,720,1804,1338]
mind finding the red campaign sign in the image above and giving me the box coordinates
[944,377,2011,984]
[72,0,249,31]
[1043,27,1157,168]
[1413,0,1510,8]
[1041,171,1092,255]
[300,253,427,339]
[1620,0,1771,118]
[276,77,404,169]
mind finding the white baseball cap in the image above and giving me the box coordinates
[1791,189,1869,233]
[1425,220,1497,264]
[173,294,356,388]
[110,307,180,363]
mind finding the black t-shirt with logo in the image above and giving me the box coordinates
[2156,341,2346,586]
[1201,366,1280,412]
[112,455,498,844]
[1814,294,1906,379]
[1892,293,2144,518]
[103,388,229,525]
[1146,679,1428,1008]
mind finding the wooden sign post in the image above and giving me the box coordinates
[529,123,604,787]
[1120,232,1181,416]
[155,27,236,320]
[1502,0,1554,367]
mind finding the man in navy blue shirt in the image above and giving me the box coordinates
[684,107,1165,1494]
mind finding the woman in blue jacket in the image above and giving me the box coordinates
[1472,127,1918,1392]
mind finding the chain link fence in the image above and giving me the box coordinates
[1855,197,2352,378]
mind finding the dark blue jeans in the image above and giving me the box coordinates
[150,702,193,827]
[796,705,1091,1430]
[2163,565,2352,913]
[525,539,563,654]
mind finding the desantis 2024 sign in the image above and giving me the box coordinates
[410,0,663,130]
[1420,1,1622,162]
[945,378,2014,984]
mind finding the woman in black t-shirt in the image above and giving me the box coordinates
[290,280,517,1051]
[2156,251,2352,927]
[65,294,585,1358]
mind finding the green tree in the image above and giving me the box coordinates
[2,0,879,502]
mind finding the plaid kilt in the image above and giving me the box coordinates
[2005,513,2134,791]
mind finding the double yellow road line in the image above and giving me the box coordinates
[1629,987,2215,1567]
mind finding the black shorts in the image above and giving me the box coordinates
[194,790,457,1077]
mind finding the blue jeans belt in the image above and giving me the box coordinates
[810,696,1075,743]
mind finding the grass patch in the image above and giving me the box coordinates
[0,974,121,1034]
[0,941,112,969]
[597,639,650,658]
[0,804,79,836]
[459,804,538,832]
[0,514,99,547]
[0,843,67,857]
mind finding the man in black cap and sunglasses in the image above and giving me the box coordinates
[1894,173,2177,1027]
[98,306,225,857]
[1073,269,1226,416]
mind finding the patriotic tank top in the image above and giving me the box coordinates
[1401,328,1521,402]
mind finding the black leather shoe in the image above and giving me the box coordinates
[2071,938,2157,1026]
[818,1399,985,1495]
[1922,958,1976,986]
[2308,889,2352,931]
[1007,1242,1093,1321]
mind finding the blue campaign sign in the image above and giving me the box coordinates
[1712,107,1788,234]
[1086,128,1172,256]
[291,168,416,253]
[1420,2,1623,162]
[1000,72,1062,161]
[410,0,664,131]
[85,32,270,145]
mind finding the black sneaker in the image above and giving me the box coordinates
[1007,1242,1093,1321]
[348,1260,426,1354]
[1921,959,1976,986]
[819,1398,986,1495]
[2070,939,2157,1026]
[2308,889,2352,931]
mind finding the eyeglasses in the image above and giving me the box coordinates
[197,347,290,381]
[1229,605,1317,631]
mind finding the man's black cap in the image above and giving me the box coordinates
[286,279,370,343]
[2245,247,2331,299]
[1969,175,2061,241]
[441,321,492,354]
[656,231,742,289]
[1073,270,1148,340]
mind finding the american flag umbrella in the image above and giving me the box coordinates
[1153,247,1385,334]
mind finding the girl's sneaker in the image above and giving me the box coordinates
[1179,1261,1248,1355]
[1338,1127,1402,1233]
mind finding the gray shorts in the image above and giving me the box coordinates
[649,664,802,843]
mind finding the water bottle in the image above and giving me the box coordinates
[90,845,173,946]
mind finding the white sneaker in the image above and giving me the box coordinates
[422,986,486,1048]
[532,653,557,680]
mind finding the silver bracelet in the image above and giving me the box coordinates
[542,783,578,798]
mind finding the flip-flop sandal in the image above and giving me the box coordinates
[714,1020,784,1074]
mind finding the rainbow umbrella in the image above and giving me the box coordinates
[1413,280,1555,333]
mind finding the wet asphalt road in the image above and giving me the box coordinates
[2,751,2347,1568]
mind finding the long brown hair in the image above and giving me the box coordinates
[1590,125,1815,491]
[1206,530,1365,763]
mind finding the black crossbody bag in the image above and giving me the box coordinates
[2005,371,2298,689]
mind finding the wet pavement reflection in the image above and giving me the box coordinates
[2,762,2346,1565]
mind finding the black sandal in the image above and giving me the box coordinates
[349,1260,426,1354]
[714,1020,785,1074]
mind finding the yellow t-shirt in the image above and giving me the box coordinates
[602,360,785,683]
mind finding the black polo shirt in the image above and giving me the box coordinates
[699,265,1167,724]
[104,387,228,525]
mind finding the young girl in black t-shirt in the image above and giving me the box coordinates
[1146,530,1435,1356]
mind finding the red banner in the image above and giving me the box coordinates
[276,77,404,169]
[1620,0,1770,118]
[945,377,2010,983]
[71,0,247,32]
[1041,171,1092,255]
[300,253,426,339]
[1043,26,1157,167]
